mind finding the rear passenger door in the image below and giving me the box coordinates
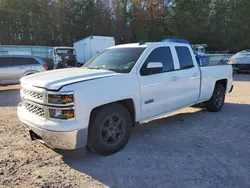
[12,58,31,77]
[0,57,20,84]
[173,46,200,107]
[11,58,40,78]
[138,46,182,119]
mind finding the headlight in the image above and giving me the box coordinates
[48,92,74,105]
[49,109,74,120]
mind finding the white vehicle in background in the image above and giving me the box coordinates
[74,36,115,64]
[192,44,208,54]
[229,49,250,72]
[18,40,233,156]
[52,47,77,69]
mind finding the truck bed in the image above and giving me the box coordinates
[198,65,233,102]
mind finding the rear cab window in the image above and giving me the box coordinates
[175,46,194,69]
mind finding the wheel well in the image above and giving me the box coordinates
[118,99,136,124]
[26,73,34,76]
[90,99,136,125]
[23,71,37,77]
[215,79,227,89]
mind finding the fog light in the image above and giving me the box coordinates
[49,109,74,120]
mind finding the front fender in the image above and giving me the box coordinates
[60,74,141,130]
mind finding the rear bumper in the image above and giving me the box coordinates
[17,103,87,150]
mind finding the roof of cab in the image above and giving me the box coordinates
[108,43,151,49]
[54,47,75,50]
[108,42,190,49]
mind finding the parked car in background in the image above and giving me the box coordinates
[229,49,250,73]
[0,55,48,85]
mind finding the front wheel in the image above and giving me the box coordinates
[205,84,226,112]
[88,104,132,155]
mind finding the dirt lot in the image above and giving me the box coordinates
[0,74,250,188]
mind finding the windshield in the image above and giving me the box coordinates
[56,49,76,55]
[84,48,145,73]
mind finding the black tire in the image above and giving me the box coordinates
[88,103,132,155]
[53,63,67,69]
[205,84,226,112]
[53,63,61,69]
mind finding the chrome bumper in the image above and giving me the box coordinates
[18,103,87,150]
[23,123,87,150]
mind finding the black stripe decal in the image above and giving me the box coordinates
[34,75,115,91]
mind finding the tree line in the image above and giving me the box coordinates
[0,0,249,52]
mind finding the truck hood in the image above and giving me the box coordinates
[20,68,117,90]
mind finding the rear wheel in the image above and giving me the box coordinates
[205,84,226,112]
[88,104,132,155]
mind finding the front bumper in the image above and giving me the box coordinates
[18,103,87,150]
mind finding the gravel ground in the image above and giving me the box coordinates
[0,74,250,188]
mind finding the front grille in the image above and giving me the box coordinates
[23,102,45,118]
[22,89,43,101]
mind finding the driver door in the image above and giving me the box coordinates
[138,46,180,120]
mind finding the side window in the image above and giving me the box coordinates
[26,58,40,65]
[10,58,39,66]
[0,58,11,67]
[141,47,174,75]
[175,46,194,69]
[9,58,23,66]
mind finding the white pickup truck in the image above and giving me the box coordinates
[18,41,233,155]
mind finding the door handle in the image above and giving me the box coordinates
[171,76,179,81]
[20,67,25,70]
[192,73,199,77]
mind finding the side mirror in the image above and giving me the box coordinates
[142,62,163,75]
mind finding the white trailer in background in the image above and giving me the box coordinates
[73,36,115,64]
